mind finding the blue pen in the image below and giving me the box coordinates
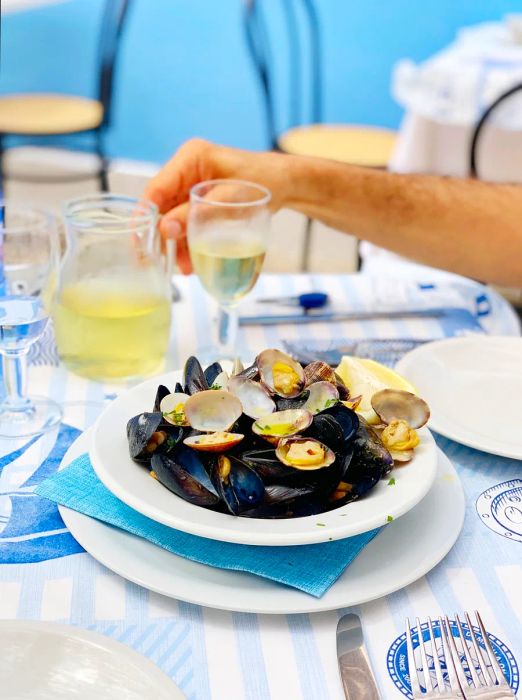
[256,292,329,310]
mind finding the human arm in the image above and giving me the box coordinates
[144,138,522,287]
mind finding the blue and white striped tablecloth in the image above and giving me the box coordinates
[0,274,520,700]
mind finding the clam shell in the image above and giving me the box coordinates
[302,381,339,415]
[211,371,229,391]
[276,436,336,470]
[160,392,190,426]
[184,390,243,432]
[184,432,244,452]
[371,389,430,429]
[256,348,305,398]
[252,408,312,443]
[228,375,276,419]
[304,360,337,385]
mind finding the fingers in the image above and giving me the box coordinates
[144,138,215,214]
[160,202,192,274]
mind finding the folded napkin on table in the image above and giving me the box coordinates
[36,455,381,598]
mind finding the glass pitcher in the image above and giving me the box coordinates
[53,195,171,381]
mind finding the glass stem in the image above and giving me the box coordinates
[218,305,239,357]
[2,350,32,412]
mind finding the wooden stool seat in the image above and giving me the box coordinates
[278,124,397,167]
[0,94,104,135]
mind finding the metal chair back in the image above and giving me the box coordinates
[98,0,132,128]
[243,0,322,148]
[469,81,522,178]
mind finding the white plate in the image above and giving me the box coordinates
[61,429,463,614]
[90,370,438,546]
[0,619,185,700]
[396,336,522,460]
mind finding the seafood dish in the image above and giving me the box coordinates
[126,349,430,519]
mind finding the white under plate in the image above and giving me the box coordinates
[61,429,464,614]
[396,336,522,460]
[90,370,438,546]
[0,620,184,700]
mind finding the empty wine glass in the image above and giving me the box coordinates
[187,179,271,361]
[0,202,62,438]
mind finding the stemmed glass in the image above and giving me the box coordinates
[187,179,271,361]
[0,202,62,437]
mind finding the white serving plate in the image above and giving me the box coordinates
[396,336,522,460]
[0,620,184,700]
[90,370,438,546]
[62,429,464,614]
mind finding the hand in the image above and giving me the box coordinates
[144,138,293,273]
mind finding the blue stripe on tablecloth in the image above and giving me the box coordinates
[288,614,330,700]
[232,612,271,700]
[178,601,212,700]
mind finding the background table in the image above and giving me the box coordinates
[0,274,520,700]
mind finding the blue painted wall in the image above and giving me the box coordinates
[2,0,522,162]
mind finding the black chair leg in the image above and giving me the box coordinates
[98,162,109,192]
[96,131,109,192]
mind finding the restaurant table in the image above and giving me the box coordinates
[0,273,520,700]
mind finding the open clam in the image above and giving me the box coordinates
[304,360,337,386]
[183,390,244,452]
[252,408,312,444]
[256,349,305,398]
[160,392,190,427]
[276,436,336,470]
[228,375,276,420]
[371,389,430,429]
[302,381,339,415]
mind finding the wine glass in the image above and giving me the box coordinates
[0,202,62,438]
[187,179,271,361]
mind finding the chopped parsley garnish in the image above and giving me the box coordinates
[316,522,326,527]
[324,398,337,408]
[386,515,394,523]
[210,383,221,390]
[388,478,396,486]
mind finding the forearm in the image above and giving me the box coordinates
[284,155,522,287]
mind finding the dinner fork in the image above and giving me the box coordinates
[406,616,465,698]
[406,615,516,700]
[444,612,516,699]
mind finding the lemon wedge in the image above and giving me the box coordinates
[336,356,417,424]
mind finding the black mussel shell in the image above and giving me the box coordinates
[212,455,265,515]
[174,381,184,394]
[275,395,308,412]
[305,414,345,451]
[353,418,393,477]
[335,382,350,401]
[240,448,291,482]
[153,384,171,412]
[324,404,359,444]
[183,356,209,395]
[127,412,163,462]
[237,363,259,381]
[151,453,220,506]
[204,362,223,387]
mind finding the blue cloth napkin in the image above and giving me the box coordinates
[36,454,381,597]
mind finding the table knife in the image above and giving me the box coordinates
[337,613,380,700]
[239,308,446,326]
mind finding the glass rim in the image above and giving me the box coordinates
[62,193,158,231]
[0,200,54,234]
[190,179,272,208]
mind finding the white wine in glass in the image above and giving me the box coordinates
[188,180,271,360]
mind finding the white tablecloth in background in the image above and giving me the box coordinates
[362,18,522,278]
